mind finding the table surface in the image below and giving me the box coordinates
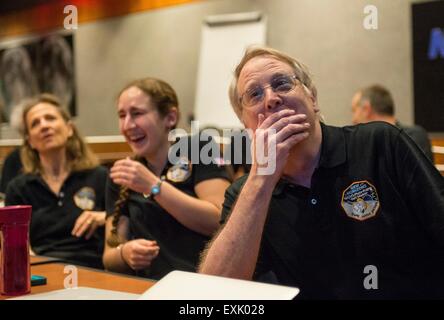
[1,257,155,300]
[29,255,65,265]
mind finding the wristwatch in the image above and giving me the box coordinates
[143,178,163,199]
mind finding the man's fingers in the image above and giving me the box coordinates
[259,109,294,128]
[280,131,309,151]
[275,122,310,144]
[259,109,299,129]
[257,113,265,128]
[270,114,309,134]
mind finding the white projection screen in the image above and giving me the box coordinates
[194,12,266,130]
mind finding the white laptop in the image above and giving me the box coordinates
[9,271,299,300]
[139,271,299,300]
[8,287,139,300]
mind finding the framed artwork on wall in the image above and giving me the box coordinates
[0,32,76,128]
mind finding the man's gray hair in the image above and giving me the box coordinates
[228,46,317,119]
[358,84,395,116]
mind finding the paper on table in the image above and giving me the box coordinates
[139,271,299,300]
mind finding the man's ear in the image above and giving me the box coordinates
[310,93,320,114]
[362,101,372,118]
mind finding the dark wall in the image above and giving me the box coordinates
[412,0,444,132]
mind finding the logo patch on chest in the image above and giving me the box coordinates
[166,156,192,183]
[341,180,379,221]
[73,187,96,210]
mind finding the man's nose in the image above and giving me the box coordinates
[264,87,283,111]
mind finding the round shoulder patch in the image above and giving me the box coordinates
[166,156,192,183]
[341,180,380,221]
[73,187,96,210]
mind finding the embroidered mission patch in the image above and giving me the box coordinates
[167,156,192,183]
[73,187,96,210]
[341,180,380,221]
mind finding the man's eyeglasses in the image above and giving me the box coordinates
[240,74,300,108]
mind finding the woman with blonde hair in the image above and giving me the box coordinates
[5,93,107,268]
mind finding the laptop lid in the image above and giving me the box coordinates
[139,271,299,300]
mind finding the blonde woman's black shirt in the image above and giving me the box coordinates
[5,166,108,269]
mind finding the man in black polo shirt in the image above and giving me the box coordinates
[199,46,444,299]
[351,84,434,162]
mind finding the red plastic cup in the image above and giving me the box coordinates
[0,205,32,296]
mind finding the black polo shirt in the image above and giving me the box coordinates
[0,147,22,193]
[106,136,231,280]
[396,121,434,163]
[221,122,444,299]
[5,166,108,269]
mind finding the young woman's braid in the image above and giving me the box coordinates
[106,185,130,248]
[107,156,146,248]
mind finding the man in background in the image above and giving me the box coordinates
[351,84,434,162]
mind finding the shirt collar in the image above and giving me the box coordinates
[272,122,346,196]
[317,122,347,169]
[139,157,173,178]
